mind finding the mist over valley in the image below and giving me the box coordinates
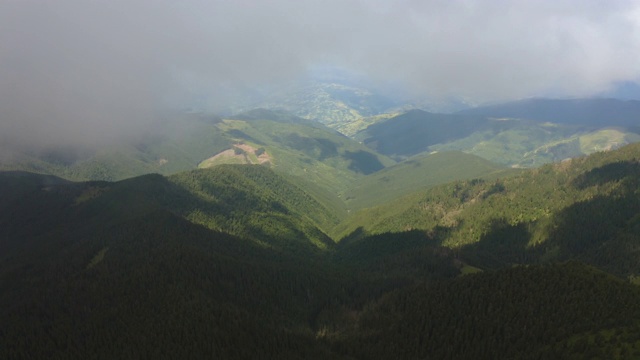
[3,1,640,358]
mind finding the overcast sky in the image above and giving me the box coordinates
[2,0,640,147]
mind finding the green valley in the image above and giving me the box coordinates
[6,2,640,358]
[0,109,393,195]
[3,104,640,359]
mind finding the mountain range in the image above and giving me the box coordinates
[2,97,640,358]
[358,99,640,167]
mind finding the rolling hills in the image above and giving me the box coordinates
[203,109,395,193]
[236,82,401,135]
[3,142,640,358]
[3,100,640,358]
[0,164,347,257]
[0,112,232,181]
[356,99,640,167]
[5,97,639,196]
[0,109,394,196]
[0,171,347,358]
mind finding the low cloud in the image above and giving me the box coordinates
[2,0,639,147]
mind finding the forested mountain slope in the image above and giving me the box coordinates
[334,262,640,360]
[3,144,640,358]
[206,109,394,193]
[0,169,460,359]
[0,200,348,358]
[338,142,640,277]
[0,165,341,257]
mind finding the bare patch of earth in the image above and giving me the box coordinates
[199,143,271,168]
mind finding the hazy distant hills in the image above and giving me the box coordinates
[230,81,403,136]
[3,85,640,358]
[0,109,394,195]
[358,98,640,167]
[5,96,639,186]
[356,109,491,156]
[224,70,474,136]
[458,97,640,127]
[0,112,233,181]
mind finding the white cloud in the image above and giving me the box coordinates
[1,0,640,146]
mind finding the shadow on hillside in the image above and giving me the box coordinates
[572,161,640,189]
[459,219,534,270]
[224,129,265,145]
[335,229,441,262]
[457,189,640,276]
[342,150,384,175]
[276,133,340,160]
[534,193,640,276]
[333,162,640,276]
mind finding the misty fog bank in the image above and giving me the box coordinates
[2,0,640,149]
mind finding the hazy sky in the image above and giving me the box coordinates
[2,0,640,147]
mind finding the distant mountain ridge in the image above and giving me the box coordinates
[232,81,402,135]
[356,109,490,157]
[357,98,640,167]
[458,97,640,127]
[0,109,394,195]
[6,45,640,359]
[6,96,640,184]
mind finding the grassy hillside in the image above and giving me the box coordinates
[201,113,395,194]
[168,165,342,248]
[0,109,395,197]
[430,121,640,167]
[343,151,514,211]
